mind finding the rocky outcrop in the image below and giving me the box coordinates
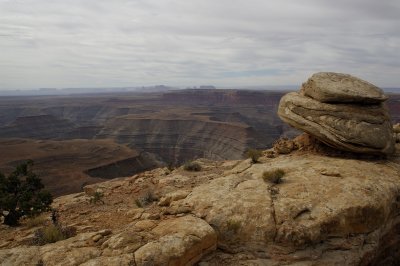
[395,124,400,143]
[1,144,400,265]
[301,72,388,103]
[278,72,395,155]
[134,216,217,265]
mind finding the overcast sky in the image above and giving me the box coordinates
[0,0,399,89]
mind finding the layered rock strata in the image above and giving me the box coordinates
[278,72,395,155]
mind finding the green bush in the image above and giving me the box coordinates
[183,161,202,171]
[262,169,285,184]
[33,224,76,245]
[246,149,262,163]
[0,160,53,226]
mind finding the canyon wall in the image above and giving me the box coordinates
[0,89,398,195]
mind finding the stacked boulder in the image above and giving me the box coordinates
[394,123,400,143]
[278,72,395,155]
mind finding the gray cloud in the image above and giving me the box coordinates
[0,0,399,89]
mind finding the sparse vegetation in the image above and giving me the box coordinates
[226,219,241,233]
[262,169,285,184]
[32,224,76,245]
[167,162,176,171]
[0,160,53,226]
[26,215,47,228]
[135,191,156,207]
[89,191,105,204]
[134,198,143,208]
[246,148,262,163]
[183,161,202,171]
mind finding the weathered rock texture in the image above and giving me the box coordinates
[395,124,400,143]
[1,144,400,265]
[302,72,388,103]
[279,72,395,155]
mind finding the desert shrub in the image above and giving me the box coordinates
[0,160,53,226]
[226,219,241,233]
[246,149,262,163]
[33,224,76,245]
[183,161,202,171]
[26,215,47,228]
[134,198,143,208]
[89,191,105,204]
[262,169,285,184]
[167,162,176,171]
[135,191,156,207]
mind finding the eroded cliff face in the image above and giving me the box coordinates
[0,91,285,185]
[0,90,398,196]
[100,117,255,163]
[1,144,399,265]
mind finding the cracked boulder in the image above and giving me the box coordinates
[278,73,395,155]
[301,72,388,104]
[181,173,276,252]
[134,216,217,266]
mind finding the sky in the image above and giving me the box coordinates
[0,0,399,90]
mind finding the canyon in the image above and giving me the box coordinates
[1,86,400,265]
[0,89,399,196]
[1,137,399,265]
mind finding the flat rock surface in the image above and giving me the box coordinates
[301,72,388,103]
[135,216,217,266]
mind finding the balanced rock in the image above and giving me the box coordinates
[278,73,395,155]
[301,72,388,103]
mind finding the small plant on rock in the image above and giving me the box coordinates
[167,162,176,171]
[26,215,47,228]
[246,149,262,163]
[262,169,285,184]
[32,224,76,245]
[134,198,143,208]
[89,191,105,204]
[226,219,241,233]
[135,191,156,207]
[183,161,202,171]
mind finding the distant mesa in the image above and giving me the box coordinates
[278,72,395,155]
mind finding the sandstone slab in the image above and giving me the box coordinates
[80,254,134,266]
[301,72,387,103]
[182,173,276,251]
[134,216,217,266]
[278,92,395,154]
[0,246,41,266]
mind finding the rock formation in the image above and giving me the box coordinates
[1,82,400,265]
[278,72,395,155]
[395,123,400,143]
[301,72,388,104]
[1,141,400,265]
